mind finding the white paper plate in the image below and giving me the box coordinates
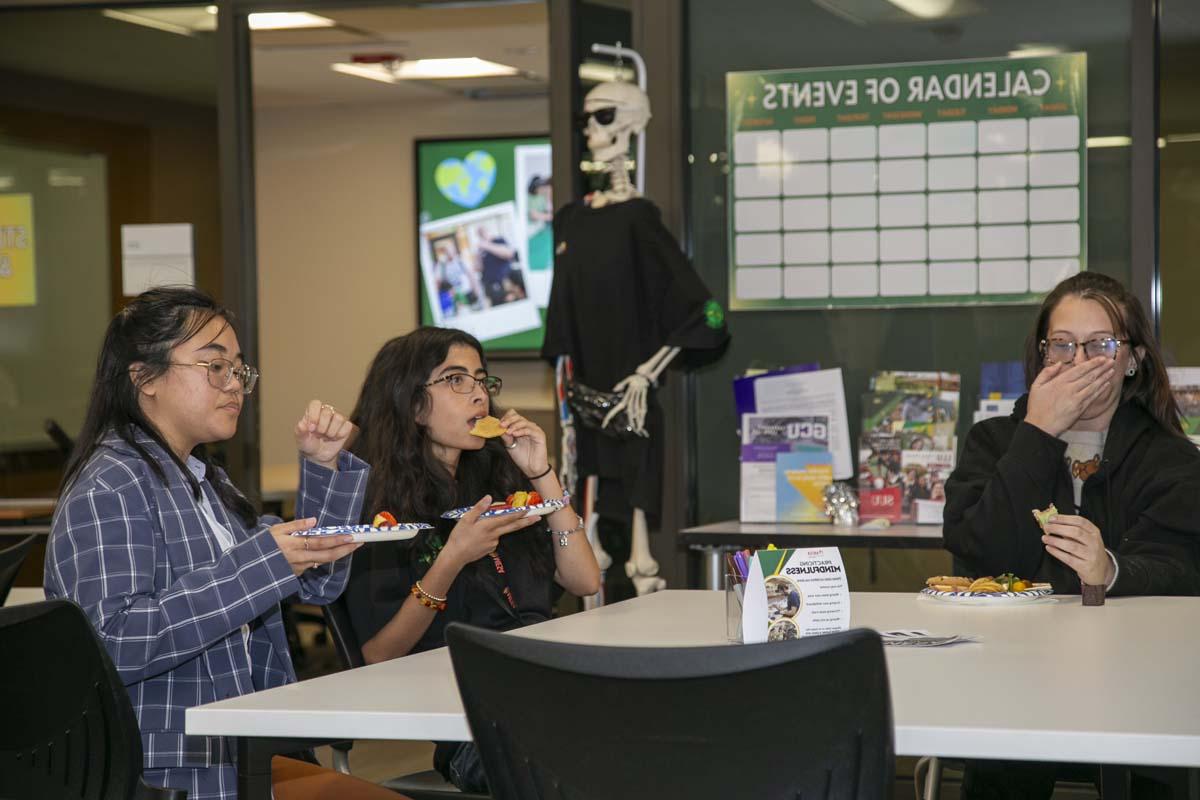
[291,523,432,543]
[441,497,568,520]
[919,586,1055,606]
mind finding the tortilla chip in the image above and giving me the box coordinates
[1032,503,1059,530]
[470,416,505,439]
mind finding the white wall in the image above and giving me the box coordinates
[254,96,554,470]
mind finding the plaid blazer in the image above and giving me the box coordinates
[45,431,369,773]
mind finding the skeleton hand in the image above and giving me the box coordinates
[602,372,651,436]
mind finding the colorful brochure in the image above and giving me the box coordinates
[741,547,851,643]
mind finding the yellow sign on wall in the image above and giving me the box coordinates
[0,193,36,307]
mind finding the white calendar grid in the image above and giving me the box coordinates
[730,117,1085,306]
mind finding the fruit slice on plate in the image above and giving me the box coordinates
[373,511,398,528]
[470,416,505,439]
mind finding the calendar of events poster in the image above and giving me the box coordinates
[726,53,1087,310]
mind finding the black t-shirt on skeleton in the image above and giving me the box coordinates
[541,197,728,516]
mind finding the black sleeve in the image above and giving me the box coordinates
[540,206,574,364]
[631,202,729,359]
[943,419,1067,578]
[344,541,414,647]
[1112,458,1200,596]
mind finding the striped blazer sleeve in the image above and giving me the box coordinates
[291,450,371,604]
[48,476,300,685]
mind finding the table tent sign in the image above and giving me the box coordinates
[738,547,851,643]
[726,53,1087,309]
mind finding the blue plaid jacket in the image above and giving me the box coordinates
[45,431,369,773]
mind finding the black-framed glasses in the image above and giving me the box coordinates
[1039,336,1129,364]
[172,358,259,395]
[425,373,502,397]
[575,106,617,130]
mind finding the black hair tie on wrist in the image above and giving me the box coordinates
[527,464,555,481]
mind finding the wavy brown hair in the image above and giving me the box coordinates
[1023,272,1183,437]
[348,327,553,577]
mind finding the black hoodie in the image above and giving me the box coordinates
[944,395,1200,596]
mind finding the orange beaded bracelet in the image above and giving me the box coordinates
[411,581,447,612]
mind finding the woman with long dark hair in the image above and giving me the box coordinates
[344,327,600,790]
[44,287,395,800]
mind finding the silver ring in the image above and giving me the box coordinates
[321,403,335,413]
[505,441,518,449]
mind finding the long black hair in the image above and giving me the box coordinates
[1023,272,1185,438]
[61,287,259,527]
[349,327,553,577]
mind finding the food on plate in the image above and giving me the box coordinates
[925,576,971,591]
[925,574,1042,593]
[488,491,544,511]
[469,415,505,438]
[372,511,398,528]
[1032,503,1059,530]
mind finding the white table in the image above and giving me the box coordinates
[2,587,44,607]
[187,590,1200,798]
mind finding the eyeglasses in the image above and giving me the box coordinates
[425,373,502,397]
[172,358,259,395]
[1039,336,1129,364]
[575,106,617,129]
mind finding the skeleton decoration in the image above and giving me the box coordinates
[582,80,651,207]
[547,79,728,601]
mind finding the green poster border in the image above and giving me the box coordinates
[725,53,1088,312]
[415,134,550,355]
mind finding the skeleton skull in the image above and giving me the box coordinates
[582,81,651,163]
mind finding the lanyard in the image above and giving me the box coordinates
[489,550,518,610]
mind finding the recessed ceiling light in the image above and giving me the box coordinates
[248,12,335,30]
[331,57,519,82]
[1008,42,1066,57]
[885,0,957,19]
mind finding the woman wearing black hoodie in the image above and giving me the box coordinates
[944,272,1200,798]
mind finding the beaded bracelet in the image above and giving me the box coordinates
[411,581,447,612]
[548,515,585,548]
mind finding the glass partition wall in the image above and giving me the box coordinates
[686,0,1135,588]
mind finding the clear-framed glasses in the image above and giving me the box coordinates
[424,373,502,397]
[1039,336,1129,365]
[172,358,259,395]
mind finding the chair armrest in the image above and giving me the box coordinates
[136,776,187,800]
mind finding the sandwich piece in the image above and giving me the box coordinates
[470,415,505,439]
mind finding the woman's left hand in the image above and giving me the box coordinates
[295,399,354,470]
[499,409,550,478]
[1042,514,1115,586]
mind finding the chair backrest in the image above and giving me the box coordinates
[0,533,36,607]
[0,599,147,800]
[322,592,366,670]
[446,624,894,800]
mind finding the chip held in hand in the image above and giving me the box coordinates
[470,416,505,438]
[1032,503,1059,530]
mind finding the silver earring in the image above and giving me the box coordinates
[1126,366,1137,377]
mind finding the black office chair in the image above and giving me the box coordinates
[0,599,186,799]
[446,624,894,800]
[0,533,36,607]
[321,594,490,799]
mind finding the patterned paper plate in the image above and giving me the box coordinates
[441,497,568,520]
[291,523,432,543]
[919,586,1055,606]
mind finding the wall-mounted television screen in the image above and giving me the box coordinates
[416,135,553,355]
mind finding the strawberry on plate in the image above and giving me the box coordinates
[372,511,398,528]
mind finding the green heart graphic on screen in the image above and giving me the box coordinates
[434,151,497,208]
